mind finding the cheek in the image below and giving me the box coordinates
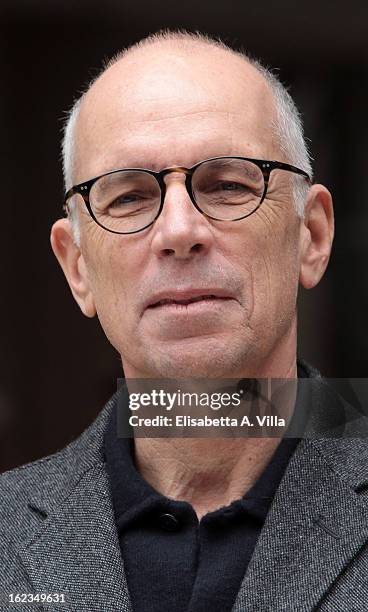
[81,236,144,350]
[257,227,300,324]
[227,218,300,324]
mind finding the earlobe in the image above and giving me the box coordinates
[299,184,334,290]
[50,219,97,318]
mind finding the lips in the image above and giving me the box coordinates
[144,289,236,312]
[149,294,225,307]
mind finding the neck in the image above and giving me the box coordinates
[125,328,298,520]
[132,360,298,520]
[134,436,283,520]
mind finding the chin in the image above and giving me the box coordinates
[141,338,251,379]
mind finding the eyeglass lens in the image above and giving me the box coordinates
[85,159,265,233]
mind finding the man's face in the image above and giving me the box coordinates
[60,45,307,378]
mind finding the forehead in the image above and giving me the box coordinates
[75,44,278,179]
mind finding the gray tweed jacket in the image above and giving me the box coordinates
[1,381,368,612]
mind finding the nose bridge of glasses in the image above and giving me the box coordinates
[152,166,203,225]
[158,166,193,201]
[160,166,191,184]
[162,165,191,175]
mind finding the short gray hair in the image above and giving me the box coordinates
[62,30,313,244]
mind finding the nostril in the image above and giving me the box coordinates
[191,244,203,253]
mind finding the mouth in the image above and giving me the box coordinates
[148,294,231,308]
[144,289,237,313]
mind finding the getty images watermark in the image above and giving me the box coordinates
[128,385,283,428]
[116,377,368,438]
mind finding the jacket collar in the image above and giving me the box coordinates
[232,367,368,610]
[232,434,368,611]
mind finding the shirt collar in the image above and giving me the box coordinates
[103,365,310,531]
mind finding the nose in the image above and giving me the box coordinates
[150,173,215,260]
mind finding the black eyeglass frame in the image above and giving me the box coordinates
[64,156,311,235]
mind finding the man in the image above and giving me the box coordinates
[1,30,367,612]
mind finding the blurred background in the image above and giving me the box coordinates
[1,0,367,472]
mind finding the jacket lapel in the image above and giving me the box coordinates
[232,436,368,611]
[17,397,133,612]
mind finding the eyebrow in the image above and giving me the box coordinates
[101,155,169,173]
[101,148,241,175]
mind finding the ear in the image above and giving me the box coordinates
[299,184,334,289]
[50,219,96,317]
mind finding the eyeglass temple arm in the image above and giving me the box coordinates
[271,161,311,182]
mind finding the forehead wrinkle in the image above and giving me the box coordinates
[118,108,236,126]
[85,108,238,140]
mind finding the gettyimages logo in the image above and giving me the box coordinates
[116,377,368,439]
[116,377,298,438]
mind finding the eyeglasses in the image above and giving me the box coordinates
[64,156,311,235]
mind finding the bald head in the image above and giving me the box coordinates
[77,39,275,178]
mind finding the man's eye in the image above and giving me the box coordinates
[202,180,251,193]
[218,181,247,191]
[201,181,252,195]
[109,193,141,207]
[101,192,156,218]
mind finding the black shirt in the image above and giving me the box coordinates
[104,375,304,612]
